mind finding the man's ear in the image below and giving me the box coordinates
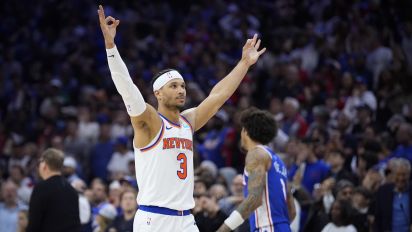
[154,90,161,99]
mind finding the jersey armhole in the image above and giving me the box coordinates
[180,114,194,133]
[137,119,165,152]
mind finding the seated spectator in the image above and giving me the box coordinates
[0,181,26,232]
[208,183,228,201]
[351,187,372,232]
[390,123,412,164]
[90,123,115,182]
[94,204,117,232]
[325,150,358,185]
[8,164,33,205]
[63,156,82,184]
[303,178,335,232]
[17,209,28,232]
[288,141,331,194]
[219,174,244,215]
[197,110,231,168]
[281,97,308,139]
[107,189,137,232]
[107,136,134,181]
[194,193,227,232]
[321,199,357,232]
[109,180,122,210]
[194,177,208,196]
[90,178,109,230]
[71,179,92,228]
[334,180,354,201]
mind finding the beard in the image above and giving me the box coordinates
[164,101,185,111]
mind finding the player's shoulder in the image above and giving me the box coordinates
[246,146,272,167]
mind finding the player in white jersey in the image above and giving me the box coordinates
[97,5,266,232]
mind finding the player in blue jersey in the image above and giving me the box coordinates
[217,108,296,232]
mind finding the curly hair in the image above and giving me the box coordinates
[240,107,277,144]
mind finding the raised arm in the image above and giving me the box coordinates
[98,5,161,147]
[182,34,265,131]
[217,147,270,232]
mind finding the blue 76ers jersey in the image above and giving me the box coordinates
[243,145,290,231]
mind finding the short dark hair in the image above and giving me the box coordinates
[240,108,277,144]
[330,150,345,159]
[150,68,177,89]
[333,199,355,226]
[41,148,64,172]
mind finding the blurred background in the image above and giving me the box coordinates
[1,0,412,231]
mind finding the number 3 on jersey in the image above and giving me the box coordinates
[177,153,187,179]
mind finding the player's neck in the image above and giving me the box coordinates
[245,140,262,152]
[158,106,180,124]
[42,171,61,180]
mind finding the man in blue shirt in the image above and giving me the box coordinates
[288,141,331,194]
[0,181,25,232]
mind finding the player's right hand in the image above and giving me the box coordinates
[98,5,119,49]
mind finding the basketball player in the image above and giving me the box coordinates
[217,108,296,232]
[97,5,266,232]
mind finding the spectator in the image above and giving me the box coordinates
[90,178,109,229]
[17,209,28,232]
[0,181,25,232]
[208,184,228,201]
[195,193,227,232]
[198,110,231,168]
[90,123,115,181]
[107,189,137,232]
[351,187,372,232]
[325,150,358,184]
[321,199,357,232]
[8,164,33,205]
[288,142,331,194]
[94,203,117,232]
[219,174,244,215]
[334,180,354,202]
[71,179,92,229]
[63,156,82,183]
[108,180,122,210]
[218,174,250,232]
[281,97,308,138]
[63,118,90,178]
[27,148,80,232]
[107,136,134,181]
[390,123,412,164]
[194,177,208,196]
[343,77,377,121]
[374,158,412,232]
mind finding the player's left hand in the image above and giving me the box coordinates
[241,34,266,66]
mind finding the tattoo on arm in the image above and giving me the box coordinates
[236,148,269,219]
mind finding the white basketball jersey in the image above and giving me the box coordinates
[134,113,194,210]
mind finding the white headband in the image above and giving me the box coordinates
[153,70,184,91]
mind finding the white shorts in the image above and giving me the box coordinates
[134,209,199,232]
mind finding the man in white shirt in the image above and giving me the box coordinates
[107,136,134,180]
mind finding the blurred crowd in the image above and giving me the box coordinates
[1,0,412,231]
